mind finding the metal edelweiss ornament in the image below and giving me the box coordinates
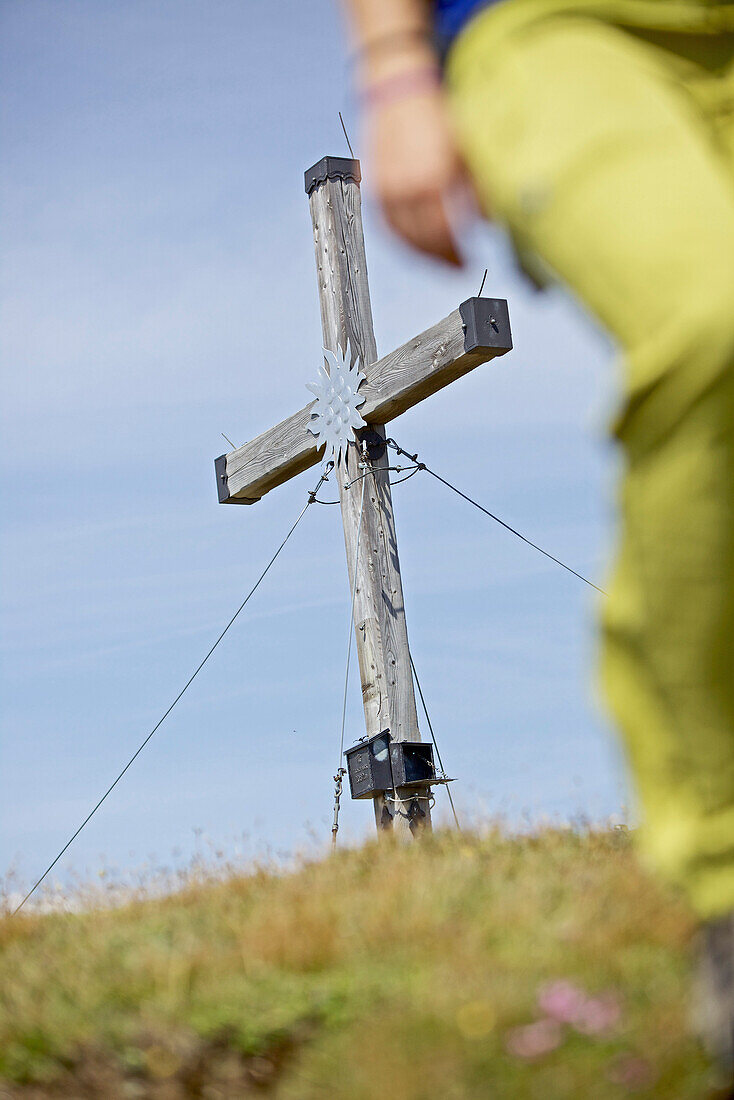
[306,341,366,464]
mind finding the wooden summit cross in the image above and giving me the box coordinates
[215,156,512,838]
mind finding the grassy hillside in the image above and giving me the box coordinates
[0,827,718,1098]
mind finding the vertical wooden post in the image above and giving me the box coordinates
[305,156,431,837]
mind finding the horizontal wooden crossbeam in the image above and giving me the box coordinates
[215,297,511,504]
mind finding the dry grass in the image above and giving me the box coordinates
[0,826,716,1098]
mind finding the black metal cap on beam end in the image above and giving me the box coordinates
[305,156,361,195]
[460,297,513,355]
[214,453,260,506]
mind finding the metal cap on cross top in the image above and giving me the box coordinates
[304,156,361,195]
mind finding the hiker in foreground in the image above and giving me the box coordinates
[338,0,734,1088]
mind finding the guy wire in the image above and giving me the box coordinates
[386,438,606,596]
[410,653,461,831]
[337,466,368,771]
[14,465,333,915]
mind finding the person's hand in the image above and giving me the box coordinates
[364,82,471,266]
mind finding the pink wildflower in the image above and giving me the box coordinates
[537,980,587,1024]
[505,1018,564,1060]
[573,993,622,1036]
[538,981,622,1036]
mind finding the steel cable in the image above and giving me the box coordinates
[332,469,368,848]
[337,473,367,772]
[386,438,606,596]
[13,466,332,915]
[410,653,461,831]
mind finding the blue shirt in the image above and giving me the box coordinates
[434,0,492,45]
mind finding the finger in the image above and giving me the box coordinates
[384,192,462,266]
[387,202,462,264]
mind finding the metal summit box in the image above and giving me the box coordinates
[344,731,436,799]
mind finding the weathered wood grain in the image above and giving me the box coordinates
[308,167,429,837]
[217,305,508,503]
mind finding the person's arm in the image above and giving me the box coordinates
[340,0,468,266]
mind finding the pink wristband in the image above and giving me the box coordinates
[361,66,441,109]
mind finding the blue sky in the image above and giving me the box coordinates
[1,0,626,897]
